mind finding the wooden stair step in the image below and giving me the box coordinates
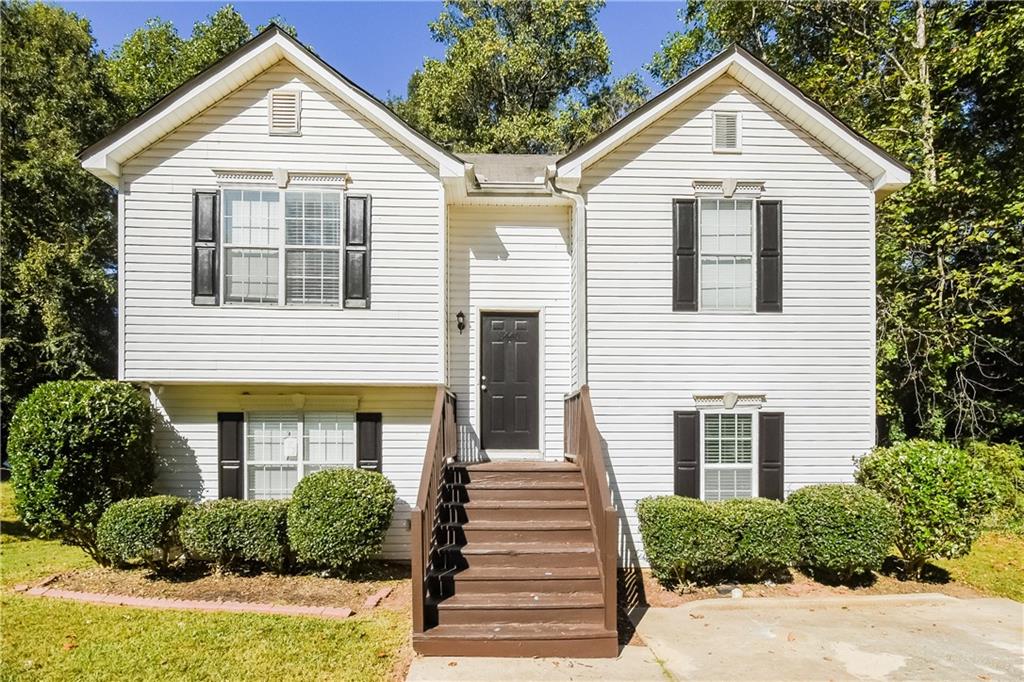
[451,461,580,472]
[445,520,591,531]
[447,542,595,555]
[436,592,604,610]
[417,622,612,641]
[458,481,584,490]
[446,500,588,509]
[445,565,600,581]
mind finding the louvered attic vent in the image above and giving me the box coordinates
[713,112,739,151]
[268,90,301,135]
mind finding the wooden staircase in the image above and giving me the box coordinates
[411,387,619,658]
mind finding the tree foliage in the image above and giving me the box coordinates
[392,0,648,153]
[650,1,1024,441]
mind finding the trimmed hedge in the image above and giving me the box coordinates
[857,440,997,577]
[720,498,799,581]
[965,441,1024,532]
[287,469,396,573]
[787,484,897,581]
[179,499,290,572]
[96,496,191,570]
[636,496,734,584]
[7,380,156,562]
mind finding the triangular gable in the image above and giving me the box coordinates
[81,26,465,186]
[554,45,911,195]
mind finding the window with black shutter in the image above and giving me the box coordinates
[672,199,698,311]
[193,190,219,305]
[756,200,783,312]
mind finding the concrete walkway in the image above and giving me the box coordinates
[406,594,1024,681]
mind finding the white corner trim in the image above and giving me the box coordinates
[693,392,766,410]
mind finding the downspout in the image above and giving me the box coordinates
[545,169,588,388]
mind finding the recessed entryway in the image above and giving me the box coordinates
[479,312,539,451]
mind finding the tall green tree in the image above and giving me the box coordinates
[1,0,119,450]
[393,0,648,153]
[108,5,295,119]
[649,1,1024,442]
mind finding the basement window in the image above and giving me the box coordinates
[713,111,740,152]
[268,90,301,135]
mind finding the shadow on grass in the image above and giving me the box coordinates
[880,555,952,584]
[0,517,36,541]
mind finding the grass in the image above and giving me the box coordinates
[933,532,1024,602]
[0,483,410,681]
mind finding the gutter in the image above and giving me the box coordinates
[545,168,588,388]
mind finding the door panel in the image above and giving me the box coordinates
[481,312,539,450]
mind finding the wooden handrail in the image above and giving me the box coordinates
[564,385,617,631]
[411,386,458,634]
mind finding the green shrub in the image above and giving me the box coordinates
[720,498,799,581]
[96,496,191,570]
[287,469,396,573]
[787,484,897,581]
[965,441,1024,532]
[7,380,156,562]
[857,440,998,577]
[636,496,733,585]
[178,499,291,572]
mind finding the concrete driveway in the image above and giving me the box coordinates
[636,594,1023,681]
[407,594,1023,681]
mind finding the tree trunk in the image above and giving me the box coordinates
[916,0,937,185]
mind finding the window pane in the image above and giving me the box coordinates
[704,468,753,501]
[303,412,355,467]
[225,248,279,303]
[223,189,279,246]
[701,256,752,311]
[285,191,342,247]
[286,250,340,304]
[703,413,754,499]
[246,413,299,500]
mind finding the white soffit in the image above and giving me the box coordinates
[556,45,911,195]
[80,27,465,187]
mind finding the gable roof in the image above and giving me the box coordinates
[555,45,911,195]
[80,26,466,186]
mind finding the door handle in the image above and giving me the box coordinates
[481,385,487,392]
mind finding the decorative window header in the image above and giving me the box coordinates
[692,179,765,198]
[237,393,359,411]
[213,169,350,189]
[693,392,766,410]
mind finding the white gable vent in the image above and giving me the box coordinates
[713,112,740,152]
[268,90,301,135]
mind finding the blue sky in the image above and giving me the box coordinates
[55,1,684,100]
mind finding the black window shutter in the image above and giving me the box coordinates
[344,194,371,308]
[756,200,783,312]
[193,190,219,305]
[673,411,700,497]
[356,412,382,472]
[217,412,244,499]
[758,412,785,500]
[672,199,698,311]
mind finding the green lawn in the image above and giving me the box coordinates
[0,484,409,681]
[934,532,1024,602]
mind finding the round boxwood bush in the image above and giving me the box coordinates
[636,496,734,585]
[787,484,897,581]
[856,440,997,578]
[7,380,156,562]
[97,496,191,570]
[720,498,799,581]
[287,469,396,573]
[179,499,291,572]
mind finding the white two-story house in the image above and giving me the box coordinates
[81,27,909,657]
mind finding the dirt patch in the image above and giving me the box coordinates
[51,561,413,615]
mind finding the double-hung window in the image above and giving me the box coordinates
[245,411,355,499]
[702,412,756,500]
[699,198,754,311]
[222,188,342,306]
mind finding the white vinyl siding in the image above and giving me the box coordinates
[120,61,443,383]
[581,75,876,565]
[447,205,572,459]
[150,384,435,559]
[699,198,754,311]
[702,413,754,501]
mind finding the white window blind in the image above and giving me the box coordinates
[285,191,341,305]
[223,189,280,303]
[703,413,754,501]
[700,198,754,311]
[714,112,739,150]
[246,411,355,500]
[268,90,301,135]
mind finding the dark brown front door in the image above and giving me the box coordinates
[480,312,539,450]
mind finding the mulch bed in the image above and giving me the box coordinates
[49,561,412,616]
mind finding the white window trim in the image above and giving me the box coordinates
[697,197,756,313]
[242,410,356,500]
[712,110,742,153]
[699,409,759,501]
[220,187,344,308]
